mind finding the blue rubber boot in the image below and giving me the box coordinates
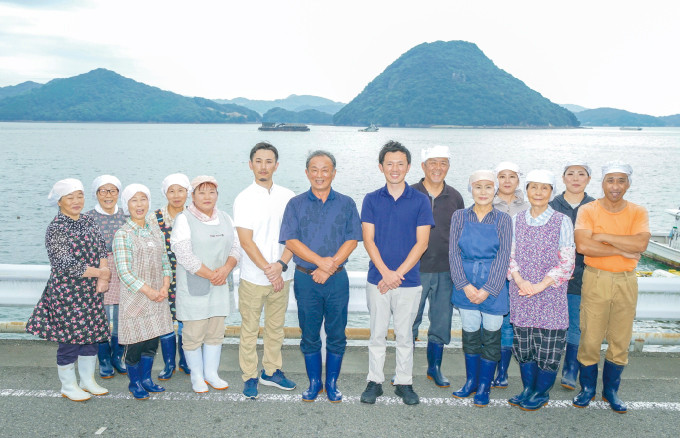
[560,343,579,390]
[473,357,498,407]
[426,341,450,388]
[158,332,176,380]
[520,368,557,411]
[572,362,598,408]
[177,335,191,374]
[602,360,627,414]
[97,342,114,378]
[325,351,343,403]
[452,354,480,398]
[492,347,512,388]
[508,361,538,407]
[301,352,323,402]
[140,355,165,393]
[110,335,127,375]
[126,362,149,400]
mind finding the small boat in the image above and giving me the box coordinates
[258,122,310,132]
[620,127,643,131]
[359,123,379,132]
[644,208,680,268]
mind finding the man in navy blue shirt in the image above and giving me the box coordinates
[280,150,362,403]
[360,141,435,405]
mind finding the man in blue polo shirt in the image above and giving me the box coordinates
[360,141,435,405]
[280,150,362,403]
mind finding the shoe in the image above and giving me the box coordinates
[473,357,497,407]
[260,369,296,391]
[202,344,228,390]
[57,363,91,402]
[243,378,259,399]
[452,353,480,398]
[426,341,450,388]
[394,384,420,405]
[158,332,176,380]
[508,361,538,407]
[140,355,165,393]
[183,347,209,393]
[325,352,343,402]
[126,362,149,400]
[110,335,127,375]
[561,343,579,390]
[177,334,191,374]
[78,355,109,396]
[302,352,323,401]
[97,341,114,378]
[602,360,627,414]
[572,362,598,408]
[360,381,383,404]
[492,347,512,388]
[519,368,557,411]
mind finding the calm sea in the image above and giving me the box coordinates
[1,122,678,334]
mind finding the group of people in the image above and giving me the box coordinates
[27,140,649,413]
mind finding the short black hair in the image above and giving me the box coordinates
[306,150,336,169]
[250,142,279,162]
[379,140,411,165]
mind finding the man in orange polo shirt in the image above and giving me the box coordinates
[571,162,650,414]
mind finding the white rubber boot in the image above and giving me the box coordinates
[58,363,91,402]
[78,355,109,396]
[202,344,229,390]
[183,347,209,393]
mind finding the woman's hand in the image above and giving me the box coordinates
[516,279,535,296]
[140,285,164,302]
[210,265,231,286]
[463,284,479,302]
[473,288,490,304]
[96,279,109,294]
[98,266,111,281]
[159,285,170,300]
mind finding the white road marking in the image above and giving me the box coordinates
[1,388,680,411]
[95,427,106,435]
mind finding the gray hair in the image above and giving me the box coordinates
[305,150,336,169]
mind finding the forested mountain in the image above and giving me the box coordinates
[216,95,345,116]
[576,107,679,127]
[0,81,43,100]
[262,107,333,124]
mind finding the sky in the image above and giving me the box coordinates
[0,0,678,116]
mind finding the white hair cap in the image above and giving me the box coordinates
[91,175,121,199]
[421,145,451,162]
[526,169,556,200]
[468,170,497,193]
[494,161,521,177]
[602,161,633,185]
[48,178,84,205]
[121,184,151,215]
[562,163,592,176]
[161,173,191,195]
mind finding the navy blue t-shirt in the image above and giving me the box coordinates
[279,188,362,270]
[361,184,435,287]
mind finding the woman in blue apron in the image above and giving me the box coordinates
[449,170,512,406]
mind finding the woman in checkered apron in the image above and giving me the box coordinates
[113,184,174,400]
[507,170,575,411]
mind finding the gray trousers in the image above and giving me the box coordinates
[412,271,454,344]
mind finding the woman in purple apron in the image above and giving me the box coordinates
[449,170,512,407]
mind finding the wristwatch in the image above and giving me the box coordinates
[277,259,288,272]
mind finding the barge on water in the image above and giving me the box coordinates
[258,122,310,132]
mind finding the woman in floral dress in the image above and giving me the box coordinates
[27,178,111,402]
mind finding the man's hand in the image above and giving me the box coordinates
[312,269,331,285]
[316,257,338,275]
[381,270,403,290]
[271,276,284,292]
[263,262,283,282]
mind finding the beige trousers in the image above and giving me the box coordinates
[182,316,226,351]
[238,279,290,381]
[577,266,638,366]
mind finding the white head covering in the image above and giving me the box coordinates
[525,169,556,200]
[562,163,592,176]
[121,184,151,215]
[494,161,522,177]
[468,170,496,193]
[161,173,191,195]
[602,161,633,185]
[48,178,84,205]
[421,145,451,162]
[91,175,122,199]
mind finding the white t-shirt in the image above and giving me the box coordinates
[233,181,295,285]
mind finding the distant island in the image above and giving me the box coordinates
[214,95,344,117]
[559,106,680,127]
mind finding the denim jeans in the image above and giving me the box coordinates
[412,271,454,344]
[500,312,513,348]
[458,308,504,332]
[104,304,118,336]
[566,293,581,345]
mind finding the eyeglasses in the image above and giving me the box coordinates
[98,188,119,196]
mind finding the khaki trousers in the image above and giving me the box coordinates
[182,316,226,351]
[238,278,290,381]
[577,266,638,366]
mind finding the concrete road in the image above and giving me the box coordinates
[1,340,679,437]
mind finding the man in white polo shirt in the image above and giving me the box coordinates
[233,142,296,399]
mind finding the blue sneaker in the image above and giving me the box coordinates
[259,369,297,390]
[243,378,258,399]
